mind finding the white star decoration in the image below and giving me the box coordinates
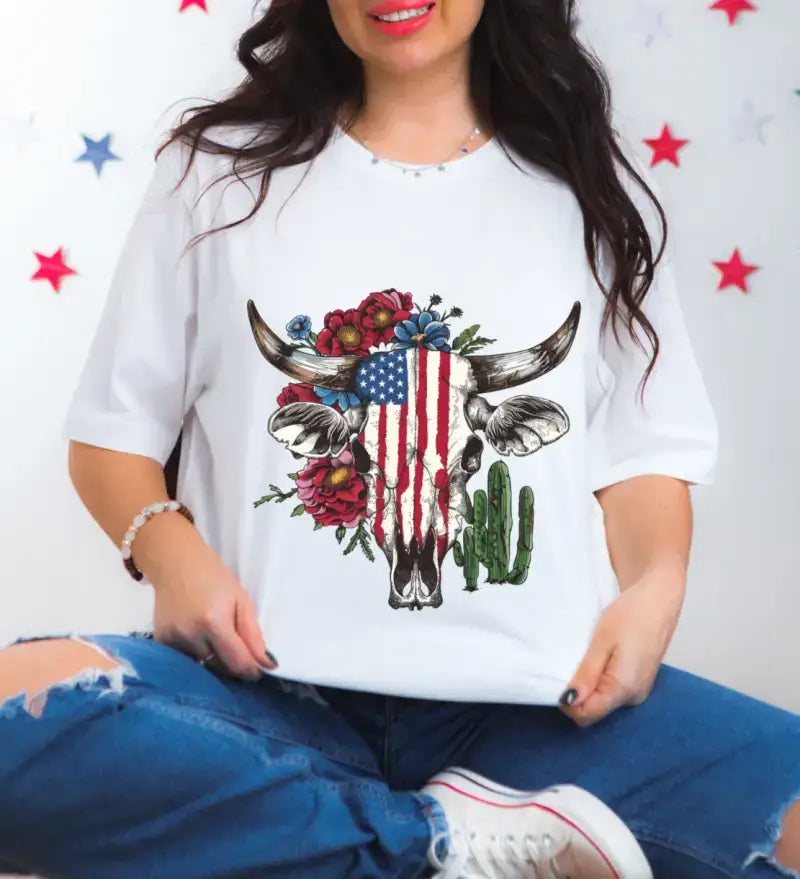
[730,100,773,145]
[0,113,43,153]
[629,1,672,47]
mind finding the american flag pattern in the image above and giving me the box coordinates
[358,348,473,561]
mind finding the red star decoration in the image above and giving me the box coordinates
[179,0,207,10]
[710,0,757,25]
[643,124,690,167]
[712,248,759,293]
[31,247,77,293]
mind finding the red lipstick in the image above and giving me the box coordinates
[367,1,435,37]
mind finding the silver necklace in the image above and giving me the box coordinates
[348,125,483,177]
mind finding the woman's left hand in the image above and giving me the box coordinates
[558,565,687,727]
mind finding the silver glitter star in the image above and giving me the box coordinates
[730,100,774,145]
[629,1,672,48]
[0,113,43,153]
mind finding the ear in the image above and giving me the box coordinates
[471,394,570,457]
[343,402,368,435]
[350,438,372,474]
[268,402,352,458]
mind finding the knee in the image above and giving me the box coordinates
[775,798,800,872]
[0,638,123,717]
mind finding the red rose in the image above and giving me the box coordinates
[296,450,367,528]
[315,308,378,356]
[357,289,413,344]
[277,382,318,407]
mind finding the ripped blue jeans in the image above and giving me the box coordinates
[0,632,798,879]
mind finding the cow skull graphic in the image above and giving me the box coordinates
[248,299,581,610]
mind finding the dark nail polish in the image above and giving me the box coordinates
[559,687,578,707]
[265,650,279,668]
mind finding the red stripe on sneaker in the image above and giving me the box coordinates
[425,781,621,879]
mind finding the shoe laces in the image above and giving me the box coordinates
[430,825,572,878]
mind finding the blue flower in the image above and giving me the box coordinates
[393,310,451,352]
[286,314,311,341]
[314,386,362,411]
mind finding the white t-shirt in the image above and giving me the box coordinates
[62,126,718,704]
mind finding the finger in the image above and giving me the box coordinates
[559,634,614,710]
[565,646,634,726]
[158,630,215,665]
[206,618,263,681]
[235,594,278,670]
[567,674,627,727]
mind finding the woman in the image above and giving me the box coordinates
[1,1,798,877]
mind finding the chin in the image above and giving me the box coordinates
[367,41,448,75]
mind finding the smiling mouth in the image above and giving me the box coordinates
[370,3,434,24]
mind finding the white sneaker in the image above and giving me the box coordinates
[422,767,653,879]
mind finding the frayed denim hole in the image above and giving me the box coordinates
[743,789,800,878]
[0,634,138,719]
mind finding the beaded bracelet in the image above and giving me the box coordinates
[121,500,195,582]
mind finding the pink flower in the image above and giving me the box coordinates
[296,450,367,528]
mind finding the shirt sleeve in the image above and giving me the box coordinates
[586,146,719,492]
[62,138,203,467]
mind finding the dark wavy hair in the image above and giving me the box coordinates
[158,0,665,387]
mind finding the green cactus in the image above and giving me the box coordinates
[473,489,488,560]
[507,485,534,585]
[452,461,534,588]
[461,526,480,591]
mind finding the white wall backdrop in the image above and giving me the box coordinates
[1,1,797,712]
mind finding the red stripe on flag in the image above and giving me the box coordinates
[396,400,410,541]
[374,405,387,546]
[413,348,429,544]
[436,353,451,558]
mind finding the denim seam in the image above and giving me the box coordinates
[334,779,430,826]
[324,777,435,879]
[138,696,321,766]
[316,777,437,878]
[169,694,379,775]
[630,821,740,878]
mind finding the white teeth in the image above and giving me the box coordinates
[375,4,432,23]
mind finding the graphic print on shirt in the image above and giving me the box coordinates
[248,290,581,610]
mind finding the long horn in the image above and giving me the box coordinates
[468,301,581,393]
[247,300,361,391]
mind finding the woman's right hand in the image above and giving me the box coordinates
[148,537,275,681]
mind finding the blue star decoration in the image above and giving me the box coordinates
[76,134,120,177]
